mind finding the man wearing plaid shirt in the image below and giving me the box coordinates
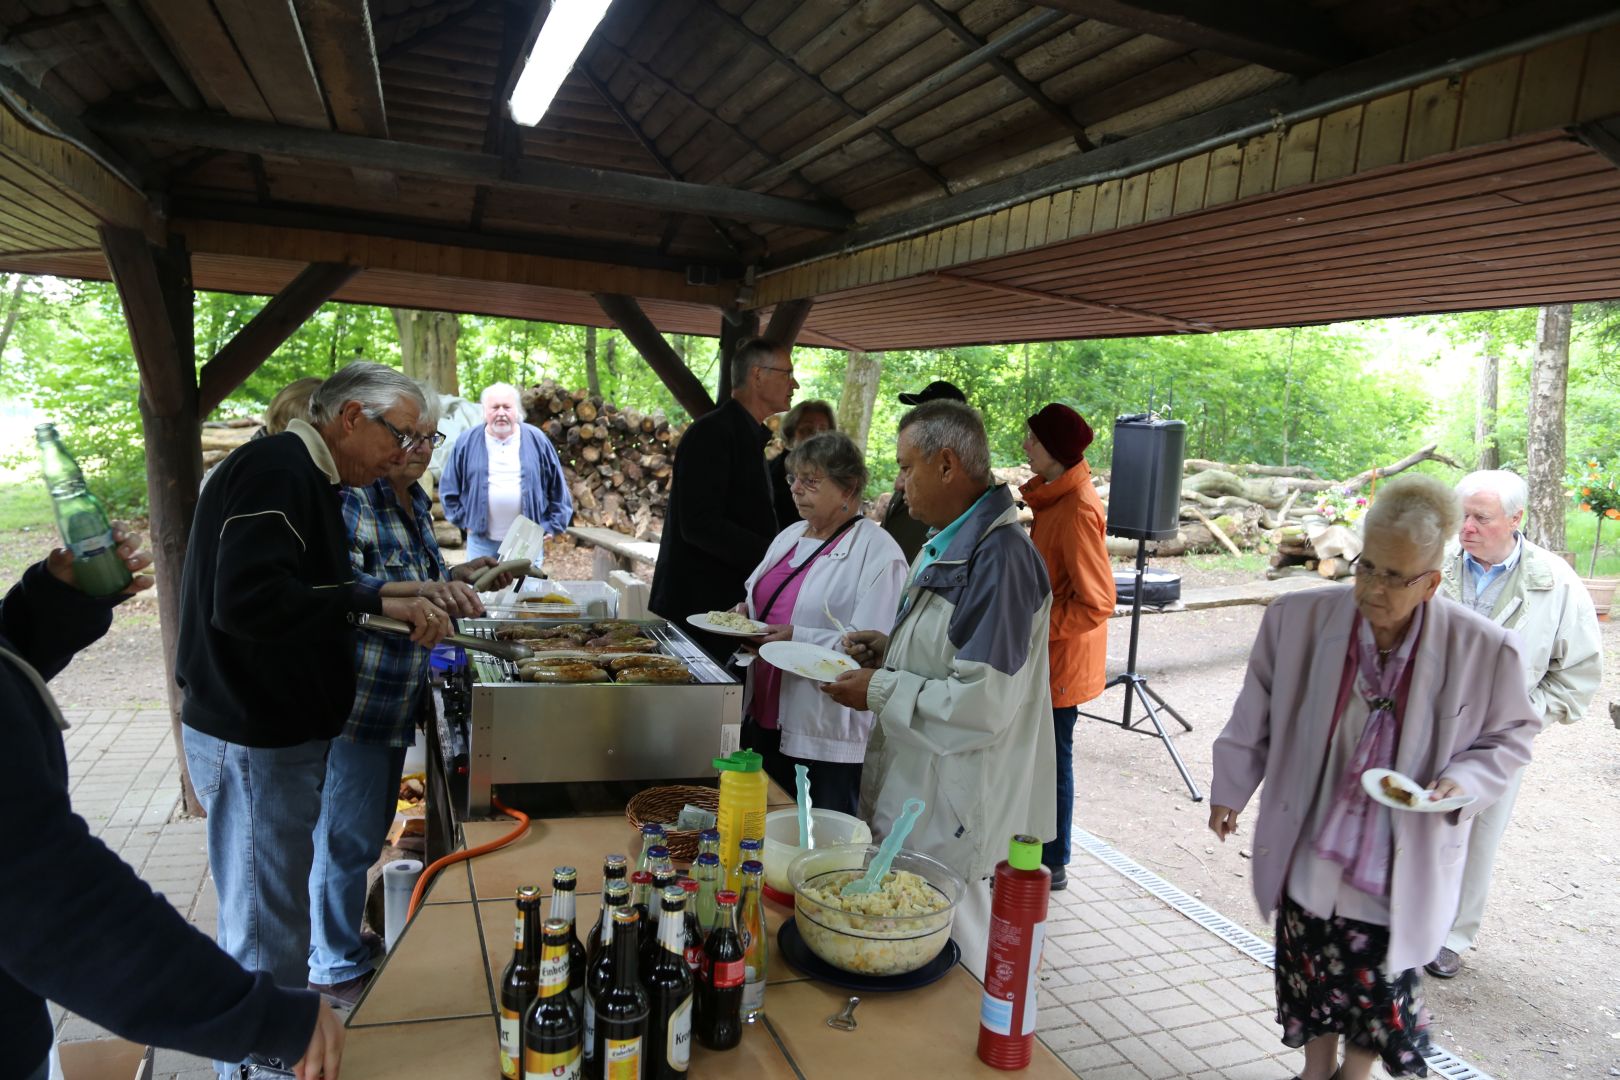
[305,391,515,1005]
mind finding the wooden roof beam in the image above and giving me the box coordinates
[140,0,274,121]
[295,0,389,137]
[380,0,497,61]
[934,272,1211,333]
[765,298,814,347]
[700,0,952,194]
[1028,0,1356,75]
[197,261,360,415]
[211,0,329,129]
[744,9,1066,192]
[87,104,855,231]
[595,292,717,418]
[101,0,204,111]
[1576,116,1620,170]
[915,0,1093,152]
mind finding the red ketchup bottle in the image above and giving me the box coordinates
[977,834,1051,1070]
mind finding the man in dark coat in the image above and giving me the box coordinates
[1,528,343,1080]
[651,337,797,659]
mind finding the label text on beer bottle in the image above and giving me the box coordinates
[604,1036,642,1080]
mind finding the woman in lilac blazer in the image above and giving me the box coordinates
[1209,475,1539,1080]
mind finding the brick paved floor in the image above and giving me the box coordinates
[50,709,1471,1079]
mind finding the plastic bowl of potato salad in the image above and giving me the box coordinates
[788,844,964,977]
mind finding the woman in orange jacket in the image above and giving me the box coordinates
[1021,403,1116,890]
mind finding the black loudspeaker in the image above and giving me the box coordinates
[1106,416,1186,541]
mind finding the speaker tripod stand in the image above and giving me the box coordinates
[1079,538,1203,801]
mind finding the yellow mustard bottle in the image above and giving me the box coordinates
[713,750,767,893]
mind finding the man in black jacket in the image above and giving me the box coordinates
[177,362,449,1076]
[651,337,797,659]
[2,529,343,1080]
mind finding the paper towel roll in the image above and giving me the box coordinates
[383,858,424,952]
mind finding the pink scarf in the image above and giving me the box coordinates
[1311,604,1424,895]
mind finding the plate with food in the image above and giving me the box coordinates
[758,641,859,684]
[687,610,767,637]
[1361,768,1476,813]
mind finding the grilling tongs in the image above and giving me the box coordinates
[349,612,535,663]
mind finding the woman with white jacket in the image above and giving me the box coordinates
[739,432,907,815]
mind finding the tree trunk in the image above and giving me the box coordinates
[1475,336,1500,471]
[0,275,24,366]
[836,349,882,455]
[1526,303,1571,552]
[391,308,460,395]
[584,324,600,397]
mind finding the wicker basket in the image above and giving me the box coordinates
[625,785,719,862]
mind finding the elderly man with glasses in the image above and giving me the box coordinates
[177,362,453,1079]
[1423,469,1602,980]
[440,381,573,566]
[306,384,520,1006]
[651,337,798,660]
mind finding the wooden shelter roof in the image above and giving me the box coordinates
[1,0,1618,349]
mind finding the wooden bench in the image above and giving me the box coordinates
[566,525,660,578]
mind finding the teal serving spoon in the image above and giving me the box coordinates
[842,798,924,896]
[795,763,814,850]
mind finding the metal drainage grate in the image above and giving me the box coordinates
[1071,827,1495,1080]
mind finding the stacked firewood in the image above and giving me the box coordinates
[200,418,261,468]
[521,380,682,541]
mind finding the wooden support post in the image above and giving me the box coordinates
[764,299,813,349]
[196,262,360,416]
[718,309,759,403]
[99,226,204,817]
[594,293,717,418]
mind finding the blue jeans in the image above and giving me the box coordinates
[308,738,408,985]
[183,726,328,1075]
[1043,706,1079,869]
[466,532,544,569]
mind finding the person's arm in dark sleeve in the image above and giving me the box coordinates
[210,467,381,643]
[0,664,318,1064]
[0,563,117,680]
[532,428,574,535]
[673,425,775,573]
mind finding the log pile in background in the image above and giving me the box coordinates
[200,418,261,468]
[520,379,682,541]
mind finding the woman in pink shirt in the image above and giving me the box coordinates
[737,433,906,815]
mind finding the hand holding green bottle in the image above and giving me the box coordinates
[46,522,154,598]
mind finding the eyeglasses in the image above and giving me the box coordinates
[1350,557,1437,590]
[786,473,824,493]
[372,414,445,452]
[757,365,795,378]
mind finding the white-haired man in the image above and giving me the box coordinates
[440,382,573,564]
[824,400,1057,981]
[1426,468,1602,979]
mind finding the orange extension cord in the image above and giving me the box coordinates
[405,796,530,920]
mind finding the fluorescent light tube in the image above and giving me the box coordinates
[508,0,615,127]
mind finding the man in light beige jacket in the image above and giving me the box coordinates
[1427,469,1603,979]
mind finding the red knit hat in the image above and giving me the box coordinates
[1027,403,1093,467]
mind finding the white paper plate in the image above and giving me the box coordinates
[686,611,767,637]
[758,641,859,683]
[1361,768,1476,813]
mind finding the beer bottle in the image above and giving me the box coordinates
[635,825,666,876]
[584,881,630,1080]
[588,857,628,964]
[597,908,649,1080]
[640,864,677,975]
[34,424,131,597]
[498,886,543,1079]
[691,853,721,935]
[629,871,654,945]
[678,879,703,975]
[738,860,768,1023]
[523,917,583,1079]
[642,886,694,1079]
[694,891,744,1051]
[550,866,589,1013]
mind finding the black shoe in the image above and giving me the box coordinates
[1425,947,1462,979]
[1047,864,1068,892]
[307,968,376,1007]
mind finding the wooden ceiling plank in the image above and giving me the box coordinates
[295,0,390,137]
[140,0,274,120]
[90,104,851,230]
[1026,0,1356,75]
[211,0,330,129]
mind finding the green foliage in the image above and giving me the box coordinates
[0,473,52,531]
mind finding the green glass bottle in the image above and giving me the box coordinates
[35,424,131,597]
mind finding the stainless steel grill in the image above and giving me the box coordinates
[453,617,741,816]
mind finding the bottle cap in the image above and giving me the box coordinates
[631,870,654,884]
[680,878,699,894]
[741,859,763,875]
[739,837,762,851]
[716,890,739,906]
[695,852,720,866]
[699,828,721,841]
[641,823,666,836]
[648,844,670,859]
[1008,834,1043,872]
[713,749,764,773]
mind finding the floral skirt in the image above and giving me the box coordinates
[1274,895,1431,1077]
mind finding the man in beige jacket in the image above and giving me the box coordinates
[1427,469,1603,978]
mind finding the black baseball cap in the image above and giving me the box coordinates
[898,380,966,405]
